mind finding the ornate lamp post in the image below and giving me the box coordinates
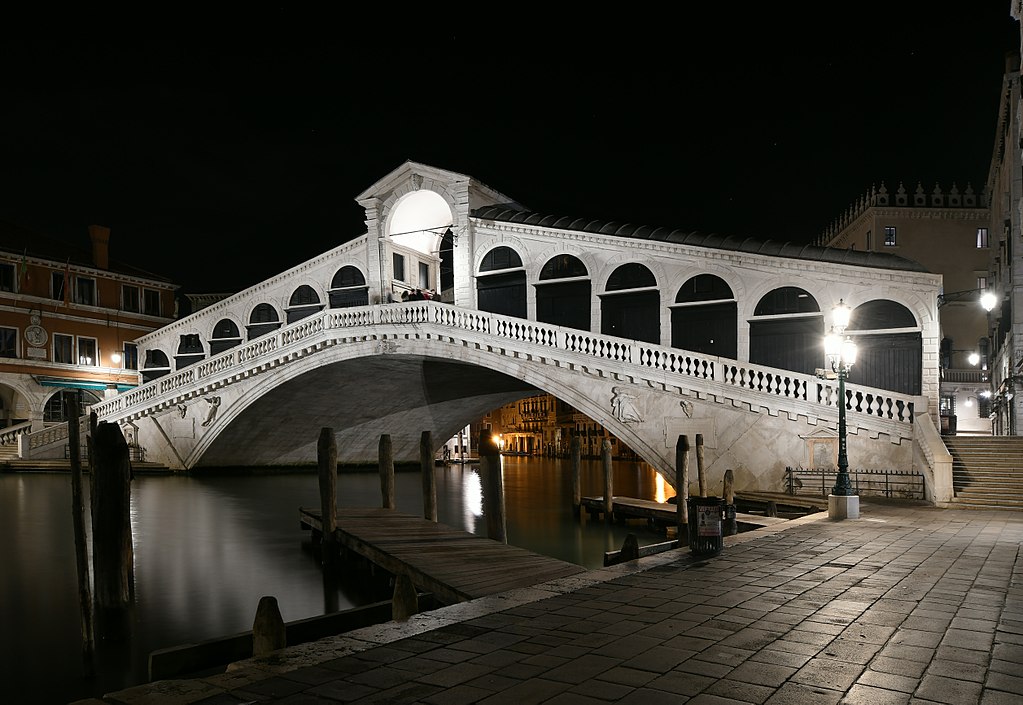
[825,299,859,519]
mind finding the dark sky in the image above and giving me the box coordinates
[1,6,1019,294]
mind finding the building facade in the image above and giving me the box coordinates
[815,181,993,435]
[985,38,1023,436]
[0,222,177,442]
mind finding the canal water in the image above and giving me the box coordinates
[1,457,675,704]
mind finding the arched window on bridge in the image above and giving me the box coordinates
[477,246,526,319]
[601,263,659,344]
[175,334,205,370]
[43,389,100,424]
[846,300,921,395]
[749,287,823,375]
[142,349,171,383]
[209,319,242,355]
[535,254,590,331]
[247,303,282,340]
[328,266,369,308]
[286,285,324,323]
[671,274,737,359]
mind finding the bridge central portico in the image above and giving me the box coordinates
[81,161,948,501]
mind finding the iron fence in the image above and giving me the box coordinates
[785,466,924,500]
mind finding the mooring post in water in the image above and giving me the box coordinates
[602,438,613,522]
[479,431,506,543]
[392,572,418,621]
[317,428,338,566]
[696,433,707,497]
[68,396,94,676]
[421,431,437,522]
[91,421,133,641]
[676,435,690,544]
[252,595,286,657]
[378,433,395,510]
[571,435,582,518]
[723,468,737,536]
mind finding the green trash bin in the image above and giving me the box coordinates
[688,496,724,556]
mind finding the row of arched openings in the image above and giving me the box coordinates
[477,248,922,395]
[144,251,922,397]
[143,266,369,382]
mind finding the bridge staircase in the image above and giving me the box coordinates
[945,436,1023,510]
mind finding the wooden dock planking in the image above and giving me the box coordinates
[580,496,790,529]
[300,507,585,605]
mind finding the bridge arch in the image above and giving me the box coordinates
[329,265,369,308]
[477,245,526,318]
[247,302,283,340]
[670,273,738,359]
[286,283,325,324]
[142,348,171,383]
[384,189,454,299]
[180,339,673,484]
[847,299,922,395]
[600,262,661,344]
[535,253,591,332]
[209,317,243,355]
[748,285,824,375]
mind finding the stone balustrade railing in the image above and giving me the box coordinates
[88,301,917,440]
[0,420,33,446]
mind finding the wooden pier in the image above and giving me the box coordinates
[299,507,586,606]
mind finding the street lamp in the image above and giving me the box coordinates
[824,299,859,519]
[937,287,998,311]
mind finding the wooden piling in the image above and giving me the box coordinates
[601,439,613,522]
[392,573,418,621]
[723,468,736,536]
[317,428,338,566]
[479,431,506,543]
[696,433,706,497]
[91,421,133,640]
[252,595,286,657]
[571,435,581,518]
[68,396,94,675]
[676,435,690,542]
[421,431,437,522]
[378,433,395,510]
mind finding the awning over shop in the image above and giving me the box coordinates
[34,376,136,393]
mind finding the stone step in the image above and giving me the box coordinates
[947,498,1023,510]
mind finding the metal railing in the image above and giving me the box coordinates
[785,465,925,500]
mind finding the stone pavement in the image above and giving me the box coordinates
[76,500,1023,705]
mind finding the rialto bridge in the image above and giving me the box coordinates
[29,161,953,502]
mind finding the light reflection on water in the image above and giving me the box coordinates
[0,457,672,704]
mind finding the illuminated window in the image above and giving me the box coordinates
[976,227,989,248]
[77,337,98,366]
[883,226,897,246]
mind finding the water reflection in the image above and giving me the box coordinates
[1,457,671,704]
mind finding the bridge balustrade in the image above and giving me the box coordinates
[88,300,916,432]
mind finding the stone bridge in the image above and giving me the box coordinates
[37,161,952,501]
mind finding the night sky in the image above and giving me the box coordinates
[1,6,1019,295]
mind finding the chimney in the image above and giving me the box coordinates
[88,224,110,270]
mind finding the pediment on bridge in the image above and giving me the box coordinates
[355,160,524,212]
[800,428,838,441]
